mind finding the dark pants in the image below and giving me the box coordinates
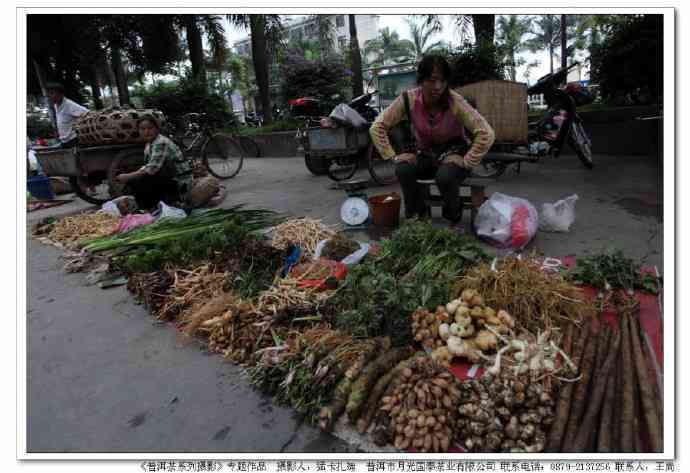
[127,174,181,210]
[395,154,471,222]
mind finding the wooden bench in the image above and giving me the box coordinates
[416,177,494,232]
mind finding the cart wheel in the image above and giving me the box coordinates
[304,153,329,176]
[327,155,358,181]
[107,148,146,197]
[69,174,112,205]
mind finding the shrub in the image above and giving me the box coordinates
[138,76,236,128]
[590,15,663,105]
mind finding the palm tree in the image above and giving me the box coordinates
[495,15,533,81]
[405,18,447,60]
[363,27,414,66]
[525,15,561,74]
[471,15,496,47]
[313,15,335,57]
[228,14,284,124]
[349,14,364,98]
[180,15,227,88]
[560,15,568,70]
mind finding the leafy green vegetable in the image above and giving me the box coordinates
[564,249,662,293]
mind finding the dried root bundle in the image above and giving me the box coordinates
[457,257,595,333]
[270,218,337,256]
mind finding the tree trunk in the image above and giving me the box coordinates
[549,44,554,74]
[250,15,272,125]
[88,64,104,110]
[111,46,130,105]
[472,15,495,47]
[349,15,364,98]
[184,15,206,88]
[101,51,119,107]
[31,58,48,97]
[561,15,568,70]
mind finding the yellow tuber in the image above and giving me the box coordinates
[454,312,472,327]
[470,306,485,318]
[445,299,461,315]
[497,310,515,328]
[461,289,478,303]
[473,330,499,351]
[438,323,451,341]
[447,336,482,363]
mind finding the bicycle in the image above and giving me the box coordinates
[167,113,246,179]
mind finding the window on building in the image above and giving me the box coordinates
[338,36,347,49]
[305,23,317,38]
[336,15,345,28]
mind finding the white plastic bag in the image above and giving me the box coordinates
[475,192,539,249]
[539,194,578,232]
[313,239,370,267]
[101,196,138,217]
[158,201,187,220]
[329,104,368,129]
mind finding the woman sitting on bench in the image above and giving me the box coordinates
[369,54,495,228]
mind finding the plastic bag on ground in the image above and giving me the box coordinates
[101,196,138,217]
[329,104,368,129]
[188,176,221,208]
[115,213,156,234]
[313,239,370,267]
[158,201,187,220]
[539,194,579,233]
[475,192,538,250]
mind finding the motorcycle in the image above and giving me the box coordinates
[475,62,594,179]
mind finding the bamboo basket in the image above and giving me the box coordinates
[75,107,166,146]
[457,80,528,144]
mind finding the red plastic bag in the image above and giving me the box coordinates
[291,258,348,290]
[115,213,155,234]
[510,205,532,249]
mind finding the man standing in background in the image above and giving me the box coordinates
[46,82,88,148]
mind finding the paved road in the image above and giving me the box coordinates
[26,153,663,453]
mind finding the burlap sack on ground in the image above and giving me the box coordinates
[187,176,220,208]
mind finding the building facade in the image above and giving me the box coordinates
[234,14,380,58]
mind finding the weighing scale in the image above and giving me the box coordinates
[338,179,370,230]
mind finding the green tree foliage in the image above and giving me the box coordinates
[447,42,506,88]
[280,53,350,110]
[590,14,663,104]
[405,18,448,61]
[495,15,533,81]
[363,27,415,66]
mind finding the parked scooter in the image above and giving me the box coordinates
[244,112,263,128]
[475,62,594,178]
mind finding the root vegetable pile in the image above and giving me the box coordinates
[548,292,662,453]
[428,289,513,366]
[271,218,337,256]
[378,356,462,452]
[457,257,595,333]
[321,233,360,261]
[456,372,556,453]
[46,211,120,249]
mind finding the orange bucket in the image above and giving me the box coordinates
[369,192,401,227]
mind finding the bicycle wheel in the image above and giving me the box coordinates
[568,122,594,169]
[366,143,397,185]
[326,155,358,181]
[202,134,244,179]
[237,135,261,158]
